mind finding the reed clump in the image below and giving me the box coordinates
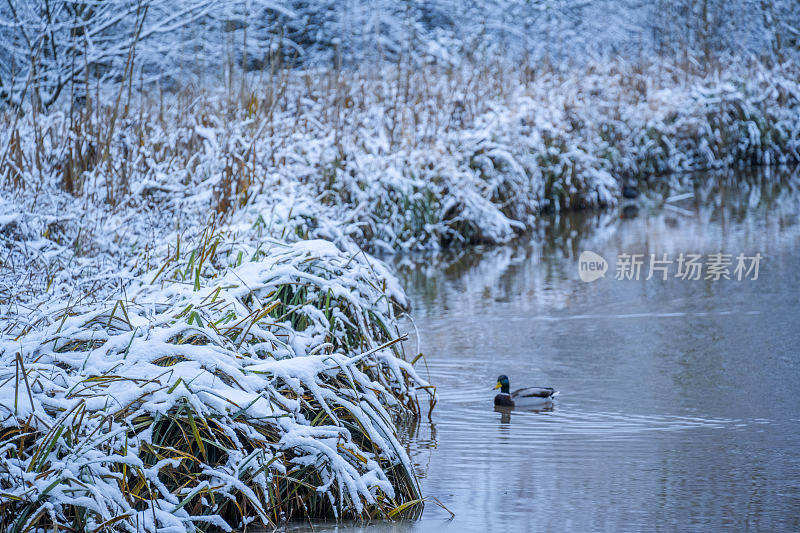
[0,228,432,531]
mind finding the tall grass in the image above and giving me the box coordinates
[0,228,433,530]
[1,57,798,266]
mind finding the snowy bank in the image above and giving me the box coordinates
[2,59,799,271]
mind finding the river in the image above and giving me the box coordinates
[295,168,800,532]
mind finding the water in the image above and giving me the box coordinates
[292,169,800,532]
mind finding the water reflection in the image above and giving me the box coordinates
[493,404,555,423]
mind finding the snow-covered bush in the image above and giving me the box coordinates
[0,231,431,531]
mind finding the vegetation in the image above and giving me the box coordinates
[0,229,433,530]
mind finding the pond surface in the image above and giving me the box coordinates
[294,168,800,532]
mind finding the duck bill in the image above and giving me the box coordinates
[493,382,502,390]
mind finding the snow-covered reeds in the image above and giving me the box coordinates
[0,226,433,530]
[2,58,799,266]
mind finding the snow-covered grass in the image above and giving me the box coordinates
[4,58,799,266]
[0,226,433,530]
[1,55,800,530]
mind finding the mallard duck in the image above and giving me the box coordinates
[493,374,557,407]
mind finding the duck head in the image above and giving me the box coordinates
[494,374,510,394]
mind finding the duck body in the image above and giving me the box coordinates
[494,375,557,408]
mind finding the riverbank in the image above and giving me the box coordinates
[3,58,800,299]
[1,56,800,531]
